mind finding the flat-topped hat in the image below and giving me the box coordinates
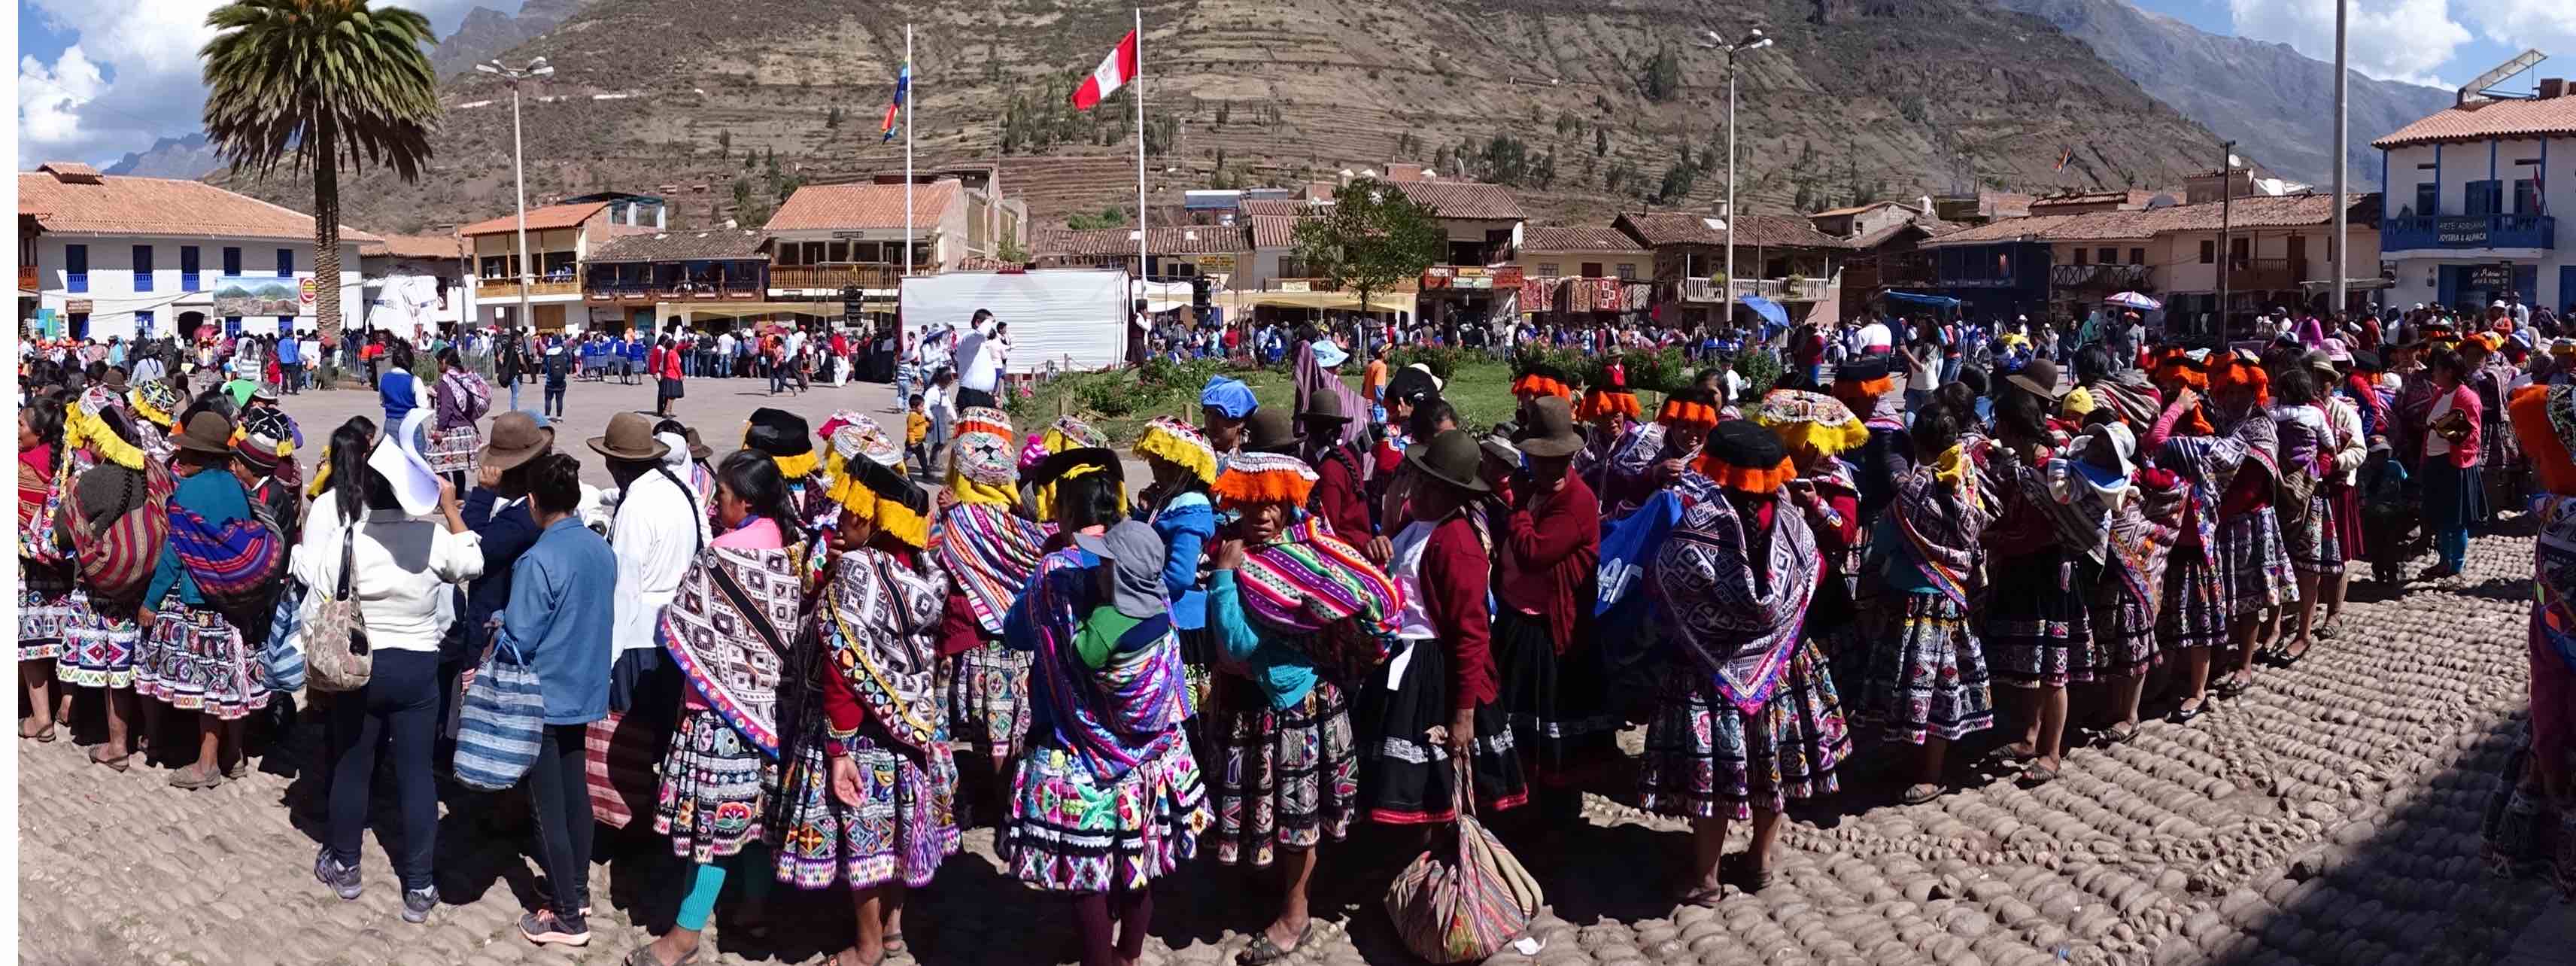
[1404,428,1490,494]
[481,411,554,472]
[588,411,670,463]
[1297,390,1353,425]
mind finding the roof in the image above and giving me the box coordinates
[1033,226,1246,257]
[1810,200,1920,218]
[1239,199,1318,217]
[588,229,769,263]
[1383,180,1523,220]
[1848,217,1962,251]
[360,233,463,260]
[1520,225,1647,253]
[1616,211,1849,250]
[18,170,381,243]
[2029,189,2159,210]
[1248,214,1312,249]
[764,181,961,232]
[457,202,609,237]
[2374,96,2576,148]
[1924,194,2380,248]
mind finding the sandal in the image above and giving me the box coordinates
[89,748,132,772]
[2104,721,2140,746]
[621,945,698,966]
[2170,700,2207,724]
[19,721,56,743]
[2213,676,2250,699]
[1678,886,1728,909]
[2022,761,2061,785]
[882,931,906,957]
[168,763,223,790]
[1999,742,2039,763]
[1237,921,1314,965]
[831,948,884,966]
[1900,782,1944,806]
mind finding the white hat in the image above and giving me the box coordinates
[367,409,444,516]
[2492,300,2510,309]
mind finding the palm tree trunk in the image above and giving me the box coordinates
[313,133,342,388]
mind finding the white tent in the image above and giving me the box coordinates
[901,269,1130,373]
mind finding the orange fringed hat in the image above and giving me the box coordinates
[1829,355,1895,402]
[1577,367,1642,421]
[2151,350,2209,391]
[1657,387,1724,430]
[1511,363,1575,402]
[2208,354,2271,405]
[1211,451,1318,511]
[1692,419,1794,495]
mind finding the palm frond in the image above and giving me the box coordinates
[199,0,441,182]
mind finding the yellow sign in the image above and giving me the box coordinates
[1196,254,1237,273]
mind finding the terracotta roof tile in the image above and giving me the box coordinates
[1923,194,2379,247]
[1033,226,1246,257]
[1384,180,1524,220]
[360,232,463,259]
[1238,199,1318,217]
[1248,214,1312,249]
[587,229,768,263]
[19,172,381,243]
[457,202,608,236]
[1616,211,1849,249]
[764,181,961,232]
[2374,96,2576,148]
[1521,225,1646,253]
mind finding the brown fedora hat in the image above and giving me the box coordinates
[1515,396,1584,459]
[1244,408,1301,454]
[1404,429,1490,494]
[1297,390,1352,425]
[588,411,670,463]
[172,411,235,456]
[481,411,554,473]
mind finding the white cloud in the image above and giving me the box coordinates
[2227,0,2473,88]
[2459,1,2576,75]
[15,0,520,169]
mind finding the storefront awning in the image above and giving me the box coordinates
[1228,290,1414,313]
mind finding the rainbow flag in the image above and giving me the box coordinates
[879,62,910,142]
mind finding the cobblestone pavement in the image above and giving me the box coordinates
[17,495,2565,964]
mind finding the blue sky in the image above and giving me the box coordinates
[2128,0,2561,91]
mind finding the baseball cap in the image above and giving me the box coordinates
[1072,521,1170,620]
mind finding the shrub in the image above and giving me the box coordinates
[1388,344,1476,382]
[1615,347,1693,393]
[1733,350,1785,400]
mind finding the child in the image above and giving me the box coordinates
[905,392,932,476]
[2359,435,2413,586]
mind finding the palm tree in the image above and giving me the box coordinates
[200,0,440,372]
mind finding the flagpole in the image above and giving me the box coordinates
[1134,7,1147,292]
[905,23,915,281]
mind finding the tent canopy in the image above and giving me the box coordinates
[1739,294,1789,327]
[1883,290,1961,310]
[1229,290,1414,314]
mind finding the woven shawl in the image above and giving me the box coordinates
[1653,491,1819,717]
[65,462,171,605]
[658,545,805,758]
[1238,517,1402,672]
[2106,469,2187,615]
[1890,457,1986,609]
[19,446,62,564]
[166,499,283,601]
[1023,548,1192,781]
[2533,495,2576,677]
[931,502,1053,637]
[823,547,950,754]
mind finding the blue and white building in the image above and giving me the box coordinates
[2375,81,2576,314]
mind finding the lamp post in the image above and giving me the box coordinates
[2218,139,2236,347]
[474,56,554,336]
[2331,0,2349,320]
[1699,29,1773,330]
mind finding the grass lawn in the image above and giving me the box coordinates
[1010,360,1523,445]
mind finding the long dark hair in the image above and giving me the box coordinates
[23,396,66,450]
[1058,472,1125,531]
[716,449,798,530]
[323,416,380,524]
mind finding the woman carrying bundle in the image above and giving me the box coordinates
[53,393,164,769]
[1132,417,1220,737]
[1853,390,1991,803]
[1976,359,2093,784]
[20,396,73,742]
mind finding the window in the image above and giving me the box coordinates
[826,241,849,263]
[65,244,87,293]
[2096,247,2116,265]
[776,245,802,267]
[222,246,242,277]
[276,316,292,335]
[2465,180,2503,217]
[2198,240,2215,264]
[128,245,153,291]
[225,316,242,334]
[2129,248,2145,266]
[181,246,201,291]
[2228,237,2249,268]
[1536,263,1559,276]
[1617,263,1638,280]
[2415,182,2439,217]
[1579,261,1604,278]
[135,310,153,337]
[1279,256,1309,278]
[276,248,293,276]
[2073,248,2088,266]
[2516,178,2541,215]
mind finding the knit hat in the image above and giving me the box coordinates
[946,407,1021,503]
[231,408,296,475]
[1134,417,1217,485]
[744,407,817,478]
[1691,419,1794,495]
[1211,450,1318,511]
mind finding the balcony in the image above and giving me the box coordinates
[1679,276,1830,302]
[2381,214,2556,253]
[770,264,902,291]
[475,277,583,297]
[2049,263,2152,290]
[17,266,35,291]
[2219,257,2302,292]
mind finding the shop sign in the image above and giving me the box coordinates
[1197,254,1236,273]
[2438,217,2492,246]
[1420,265,1526,291]
[299,277,317,305]
[2468,264,2511,289]
[1278,280,1311,293]
[64,299,92,314]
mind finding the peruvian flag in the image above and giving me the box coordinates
[1070,29,1138,111]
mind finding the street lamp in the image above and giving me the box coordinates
[474,56,554,336]
[1698,29,1773,329]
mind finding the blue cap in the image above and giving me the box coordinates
[1199,375,1257,419]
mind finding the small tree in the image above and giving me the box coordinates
[1292,177,1444,321]
[1643,47,1681,102]
[825,106,843,128]
[995,220,1028,265]
[1593,127,1608,156]
[718,129,733,157]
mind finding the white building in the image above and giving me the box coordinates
[2375,83,2576,314]
[19,162,375,342]
[359,232,473,339]
[458,199,660,333]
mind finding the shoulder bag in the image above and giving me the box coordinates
[305,513,373,692]
[1384,758,1544,963]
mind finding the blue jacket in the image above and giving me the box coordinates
[460,488,544,655]
[380,369,418,428]
[1204,570,1317,709]
[1136,491,1214,630]
[497,517,619,725]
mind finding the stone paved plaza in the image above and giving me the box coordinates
[17,374,2576,966]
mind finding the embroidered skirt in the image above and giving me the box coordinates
[58,589,138,689]
[1492,610,1615,786]
[423,424,481,475]
[767,721,960,891]
[1985,549,2095,688]
[998,737,1208,893]
[135,602,266,719]
[2083,562,2161,679]
[1208,676,1358,869]
[1637,640,1849,821]
[946,639,1032,757]
[655,709,772,864]
[2160,545,2229,651]
[1853,592,1992,745]
[20,579,71,663]
[2214,509,2295,615]
[2284,491,2347,575]
[1354,638,1527,825]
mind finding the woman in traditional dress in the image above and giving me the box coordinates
[20,395,74,741]
[1573,369,1644,499]
[54,393,162,769]
[1201,451,1396,964]
[931,408,1053,820]
[1643,420,1846,901]
[137,411,272,788]
[2080,421,2186,745]
[625,451,805,965]
[1976,360,2095,783]
[2418,348,2486,580]
[1493,396,1607,825]
[2313,351,2371,638]
[2147,354,2283,718]
[2491,382,2576,895]
[741,407,835,538]
[129,377,182,464]
[1855,391,1991,803]
[1752,388,1872,675]
[1001,448,1205,966]
[1359,430,1528,828]
[2271,357,2342,664]
[1828,356,1910,527]
[1600,387,1724,519]
[427,347,491,493]
[1132,417,1220,730]
[2205,355,2294,697]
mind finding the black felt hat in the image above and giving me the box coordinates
[1386,365,1441,406]
[851,451,931,518]
[1704,418,1787,469]
[1025,446,1125,488]
[1833,356,1891,383]
[743,407,814,458]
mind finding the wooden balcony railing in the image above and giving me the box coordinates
[770,264,902,290]
[1680,276,1829,302]
[2222,258,2301,293]
[476,277,582,297]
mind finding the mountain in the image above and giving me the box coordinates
[102,132,220,179]
[1993,0,2455,190]
[223,0,2234,234]
[428,0,591,78]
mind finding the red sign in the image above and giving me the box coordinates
[299,277,317,305]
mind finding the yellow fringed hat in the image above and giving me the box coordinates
[743,407,819,479]
[835,450,932,549]
[1133,417,1217,486]
[1752,389,1870,460]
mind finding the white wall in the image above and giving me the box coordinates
[32,234,365,341]
[2381,135,2573,311]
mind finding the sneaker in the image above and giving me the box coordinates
[520,910,590,946]
[402,886,439,924]
[314,848,361,901]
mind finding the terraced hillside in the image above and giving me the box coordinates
[223,0,2230,233]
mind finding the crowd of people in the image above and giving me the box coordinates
[17,296,2576,966]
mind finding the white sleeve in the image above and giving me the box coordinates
[430,527,487,584]
[291,500,343,592]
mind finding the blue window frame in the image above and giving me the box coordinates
[135,310,154,337]
[69,313,88,339]
[132,245,153,291]
[276,248,293,276]
[222,246,242,277]
[2414,183,2439,217]
[2465,180,2504,217]
[275,315,291,335]
[65,244,87,293]
[181,245,201,291]
[226,316,243,334]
